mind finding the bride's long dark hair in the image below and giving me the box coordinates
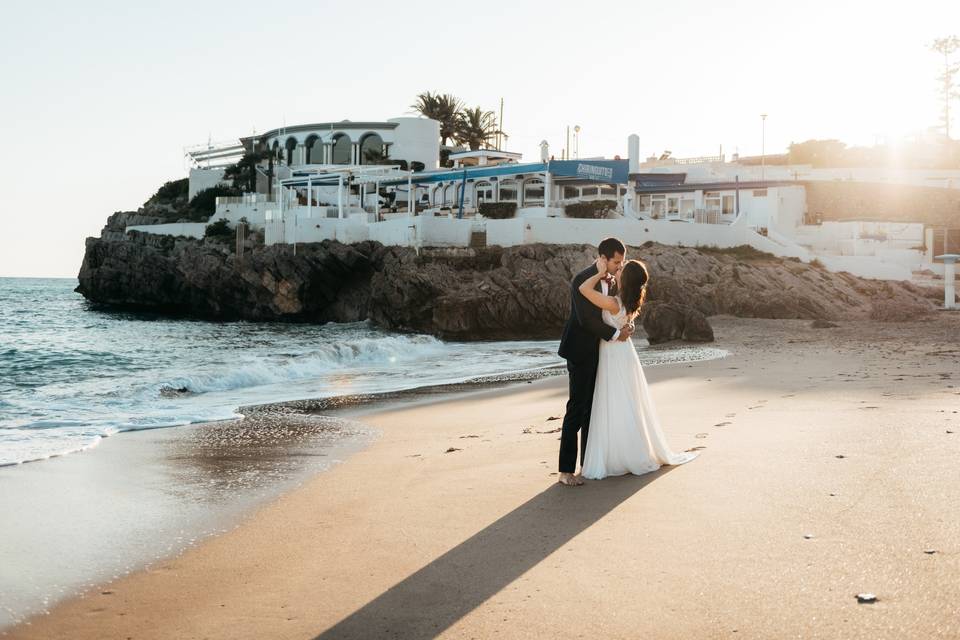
[619,260,650,319]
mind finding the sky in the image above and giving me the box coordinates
[1,0,958,277]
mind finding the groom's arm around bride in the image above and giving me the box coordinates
[556,238,633,486]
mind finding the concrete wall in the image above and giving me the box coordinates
[389,117,441,170]
[264,210,368,245]
[367,215,473,247]
[188,168,229,200]
[803,181,960,226]
[126,222,207,239]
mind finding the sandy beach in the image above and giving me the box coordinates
[6,314,960,639]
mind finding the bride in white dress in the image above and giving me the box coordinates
[578,257,698,480]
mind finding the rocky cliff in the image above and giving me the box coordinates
[76,213,939,342]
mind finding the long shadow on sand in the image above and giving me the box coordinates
[314,468,672,639]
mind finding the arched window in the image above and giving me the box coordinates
[432,185,444,206]
[331,134,351,165]
[284,137,298,165]
[498,180,518,203]
[522,179,544,206]
[359,133,384,165]
[475,181,494,205]
[305,135,321,164]
[443,184,456,206]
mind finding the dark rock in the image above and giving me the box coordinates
[75,231,938,341]
[811,319,839,328]
[641,302,715,344]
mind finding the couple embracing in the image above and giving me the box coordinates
[557,237,697,486]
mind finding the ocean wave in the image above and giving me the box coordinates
[162,333,445,395]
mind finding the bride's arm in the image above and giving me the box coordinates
[578,267,621,314]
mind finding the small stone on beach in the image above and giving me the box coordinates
[856,593,878,604]
[444,447,461,453]
[804,534,814,539]
[924,549,938,554]
[835,454,847,459]
[547,416,561,421]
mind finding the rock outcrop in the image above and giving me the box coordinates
[76,228,940,342]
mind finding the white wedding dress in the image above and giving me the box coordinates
[581,298,698,479]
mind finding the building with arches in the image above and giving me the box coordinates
[187,116,440,200]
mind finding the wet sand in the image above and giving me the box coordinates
[5,314,960,639]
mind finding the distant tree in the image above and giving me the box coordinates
[187,185,241,219]
[455,107,503,151]
[931,36,960,139]
[223,150,269,193]
[410,92,463,146]
[150,178,189,204]
[787,139,849,167]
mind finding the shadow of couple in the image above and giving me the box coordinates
[315,467,673,639]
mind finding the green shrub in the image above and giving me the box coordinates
[204,219,233,240]
[151,178,189,204]
[188,186,242,218]
[479,202,517,219]
[565,199,618,219]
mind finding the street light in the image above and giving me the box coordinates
[760,113,768,182]
[574,125,581,159]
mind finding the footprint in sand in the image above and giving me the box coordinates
[714,421,732,427]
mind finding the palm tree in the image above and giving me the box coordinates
[455,107,503,151]
[410,92,463,146]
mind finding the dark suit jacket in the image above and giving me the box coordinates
[557,264,617,364]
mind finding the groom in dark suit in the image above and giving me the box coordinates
[557,237,632,486]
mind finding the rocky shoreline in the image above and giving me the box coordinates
[75,211,940,342]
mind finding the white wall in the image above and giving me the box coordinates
[126,223,207,239]
[389,117,441,170]
[367,215,473,247]
[188,168,229,200]
[264,210,369,245]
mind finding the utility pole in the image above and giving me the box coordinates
[760,113,768,182]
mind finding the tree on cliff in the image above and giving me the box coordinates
[455,107,503,151]
[410,92,463,146]
[223,150,269,193]
[930,36,960,139]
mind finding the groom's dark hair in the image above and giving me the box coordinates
[598,237,625,259]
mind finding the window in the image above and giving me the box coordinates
[638,195,652,210]
[667,197,680,215]
[681,199,695,215]
[523,179,545,206]
[563,186,580,199]
[581,186,599,197]
[331,135,351,164]
[498,181,518,202]
[600,186,617,197]
[443,184,457,206]
[753,189,768,197]
[705,194,721,212]
[475,181,494,204]
[651,194,666,218]
[722,195,735,215]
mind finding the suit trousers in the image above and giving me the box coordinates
[558,359,598,473]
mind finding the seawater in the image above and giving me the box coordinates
[0,277,727,467]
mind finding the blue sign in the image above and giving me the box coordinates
[548,159,629,184]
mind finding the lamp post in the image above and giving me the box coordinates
[574,125,581,159]
[760,113,768,182]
